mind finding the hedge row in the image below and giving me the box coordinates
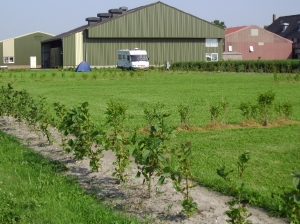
[171,59,300,73]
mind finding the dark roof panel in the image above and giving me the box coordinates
[267,14,300,39]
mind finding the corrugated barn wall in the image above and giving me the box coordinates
[61,2,224,67]
[0,32,53,68]
[0,44,3,63]
[225,26,292,60]
[84,38,223,67]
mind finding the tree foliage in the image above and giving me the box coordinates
[212,20,226,29]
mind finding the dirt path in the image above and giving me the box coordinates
[0,117,288,224]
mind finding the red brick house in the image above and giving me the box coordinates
[224,25,292,60]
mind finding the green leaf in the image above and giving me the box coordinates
[135,171,141,178]
[142,150,151,159]
[157,152,166,161]
[158,176,165,185]
[128,147,135,156]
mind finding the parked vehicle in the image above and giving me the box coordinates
[117,48,149,70]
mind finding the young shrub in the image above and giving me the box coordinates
[294,73,300,82]
[104,100,131,184]
[257,90,275,126]
[34,95,54,145]
[61,102,104,171]
[133,103,176,198]
[275,101,293,120]
[39,73,46,81]
[239,102,258,121]
[220,98,230,125]
[169,142,198,217]
[209,103,222,123]
[53,102,68,150]
[51,72,57,81]
[273,73,279,82]
[217,151,252,224]
[280,171,300,224]
[82,73,88,80]
[177,104,190,129]
[92,73,98,80]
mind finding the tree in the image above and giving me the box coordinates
[212,20,226,29]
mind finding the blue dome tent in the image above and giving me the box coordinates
[75,61,92,72]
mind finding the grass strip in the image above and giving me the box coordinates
[0,130,139,224]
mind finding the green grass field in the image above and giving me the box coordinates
[1,68,300,217]
[0,131,139,223]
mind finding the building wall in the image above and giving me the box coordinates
[225,26,292,60]
[63,37,223,67]
[0,43,3,65]
[63,34,76,67]
[0,32,53,68]
[223,53,242,60]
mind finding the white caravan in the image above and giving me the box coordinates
[117,48,149,70]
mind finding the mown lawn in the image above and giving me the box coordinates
[0,68,299,216]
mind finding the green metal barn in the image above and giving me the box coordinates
[0,32,54,69]
[41,1,225,68]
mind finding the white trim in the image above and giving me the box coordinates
[206,38,218,47]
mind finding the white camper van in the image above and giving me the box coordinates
[117,48,149,70]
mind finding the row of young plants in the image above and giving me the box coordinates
[0,84,299,223]
[171,59,300,73]
[0,84,199,218]
[0,70,146,82]
[179,90,293,128]
[274,73,300,83]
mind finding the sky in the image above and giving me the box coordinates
[0,0,299,41]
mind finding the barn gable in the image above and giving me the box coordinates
[88,1,224,38]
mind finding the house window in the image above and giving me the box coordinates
[228,46,232,51]
[249,46,254,52]
[206,53,218,62]
[206,39,218,47]
[3,56,14,64]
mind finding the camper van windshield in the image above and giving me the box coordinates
[130,55,148,62]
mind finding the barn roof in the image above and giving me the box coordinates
[42,1,223,43]
[1,31,54,43]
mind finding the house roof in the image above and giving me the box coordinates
[225,25,292,43]
[42,1,223,43]
[266,14,300,39]
[225,26,247,35]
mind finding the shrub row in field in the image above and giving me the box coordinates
[171,59,300,73]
